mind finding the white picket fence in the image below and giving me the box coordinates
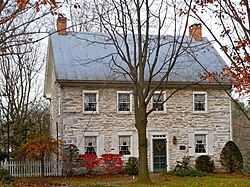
[0,160,62,177]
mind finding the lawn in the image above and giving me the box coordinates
[1,173,250,187]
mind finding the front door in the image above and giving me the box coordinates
[153,139,167,172]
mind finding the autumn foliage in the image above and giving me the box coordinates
[15,135,61,159]
[79,153,123,174]
[100,154,123,173]
[189,0,250,97]
[79,154,100,174]
[15,135,62,177]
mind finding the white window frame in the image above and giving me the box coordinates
[194,134,207,154]
[77,132,105,157]
[152,91,166,113]
[111,131,138,158]
[83,90,99,114]
[188,131,214,156]
[118,135,132,156]
[193,91,207,113]
[84,136,98,154]
[117,91,132,113]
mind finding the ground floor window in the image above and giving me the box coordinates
[85,136,97,155]
[195,134,206,153]
[119,136,131,155]
[189,131,214,156]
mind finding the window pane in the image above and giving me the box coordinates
[85,136,97,154]
[153,93,164,111]
[84,93,97,111]
[118,93,130,111]
[195,135,206,153]
[194,94,205,111]
[119,136,131,155]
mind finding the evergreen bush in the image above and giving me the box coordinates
[220,141,243,173]
[173,168,205,177]
[0,168,13,184]
[0,151,8,162]
[195,155,215,172]
[125,157,139,175]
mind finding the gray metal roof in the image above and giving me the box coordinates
[49,32,227,83]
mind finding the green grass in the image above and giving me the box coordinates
[1,173,250,187]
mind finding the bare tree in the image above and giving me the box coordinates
[0,0,63,55]
[0,36,44,159]
[89,0,196,184]
[68,0,102,32]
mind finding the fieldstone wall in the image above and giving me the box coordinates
[49,83,231,171]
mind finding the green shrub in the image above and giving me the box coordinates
[125,157,139,175]
[0,168,13,184]
[195,155,215,172]
[173,168,205,177]
[0,151,8,162]
[220,141,243,173]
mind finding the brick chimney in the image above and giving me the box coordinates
[189,23,202,41]
[57,15,67,35]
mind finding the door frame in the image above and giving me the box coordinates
[149,132,169,172]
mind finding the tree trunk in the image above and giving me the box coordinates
[136,118,152,184]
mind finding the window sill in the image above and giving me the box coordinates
[195,153,207,156]
[117,111,133,115]
[152,111,166,114]
[83,111,99,114]
[193,111,208,114]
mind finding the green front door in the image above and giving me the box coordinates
[153,139,167,172]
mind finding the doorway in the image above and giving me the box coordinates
[153,138,167,172]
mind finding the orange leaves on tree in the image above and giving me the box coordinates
[239,0,248,6]
[35,2,40,12]
[204,72,221,82]
[221,46,228,53]
[15,0,58,11]
[16,0,27,9]
[15,135,62,160]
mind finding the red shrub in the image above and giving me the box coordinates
[79,154,100,174]
[100,154,123,173]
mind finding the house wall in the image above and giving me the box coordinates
[50,85,231,171]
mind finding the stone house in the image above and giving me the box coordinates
[44,17,232,172]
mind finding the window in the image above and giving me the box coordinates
[119,136,131,155]
[83,91,99,113]
[111,131,138,157]
[77,133,105,156]
[195,134,206,153]
[193,92,207,112]
[85,136,97,155]
[188,132,214,156]
[152,92,165,112]
[117,92,132,112]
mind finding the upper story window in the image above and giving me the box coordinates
[117,91,132,113]
[193,92,207,112]
[119,136,131,156]
[83,91,99,113]
[152,92,165,112]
